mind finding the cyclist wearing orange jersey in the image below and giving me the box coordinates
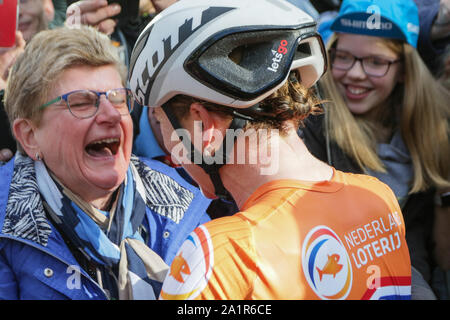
[129,0,412,300]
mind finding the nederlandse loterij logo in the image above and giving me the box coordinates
[302,225,353,299]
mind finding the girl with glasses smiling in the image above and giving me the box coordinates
[300,0,450,298]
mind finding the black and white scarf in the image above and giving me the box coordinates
[3,154,195,299]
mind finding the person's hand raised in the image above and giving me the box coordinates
[66,0,121,36]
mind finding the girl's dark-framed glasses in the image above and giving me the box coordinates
[329,49,402,78]
[38,88,133,119]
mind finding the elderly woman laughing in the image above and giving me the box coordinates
[0,26,210,300]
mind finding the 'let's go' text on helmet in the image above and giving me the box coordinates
[129,0,327,110]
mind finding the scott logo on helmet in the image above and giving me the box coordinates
[130,6,235,106]
[267,40,289,73]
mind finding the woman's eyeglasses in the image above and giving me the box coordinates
[38,88,134,119]
[329,49,401,78]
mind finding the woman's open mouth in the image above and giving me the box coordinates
[85,138,120,158]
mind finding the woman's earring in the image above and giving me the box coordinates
[35,152,42,161]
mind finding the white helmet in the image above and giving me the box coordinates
[129,0,327,110]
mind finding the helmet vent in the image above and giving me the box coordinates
[228,45,243,65]
[227,42,271,71]
[294,42,311,60]
[186,30,294,100]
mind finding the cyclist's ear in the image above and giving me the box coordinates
[188,102,232,154]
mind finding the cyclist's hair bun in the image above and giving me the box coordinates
[251,72,323,133]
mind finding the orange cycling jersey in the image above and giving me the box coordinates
[160,169,411,300]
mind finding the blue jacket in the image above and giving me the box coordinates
[0,156,211,300]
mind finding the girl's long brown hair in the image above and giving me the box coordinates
[322,34,450,192]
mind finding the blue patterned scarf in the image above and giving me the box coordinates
[35,160,169,300]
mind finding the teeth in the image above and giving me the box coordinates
[347,86,369,95]
[91,138,119,145]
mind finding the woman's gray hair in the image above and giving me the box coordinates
[4,26,126,129]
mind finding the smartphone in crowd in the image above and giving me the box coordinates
[0,0,19,48]
[66,0,140,28]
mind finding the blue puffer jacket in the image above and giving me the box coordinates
[0,156,211,300]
